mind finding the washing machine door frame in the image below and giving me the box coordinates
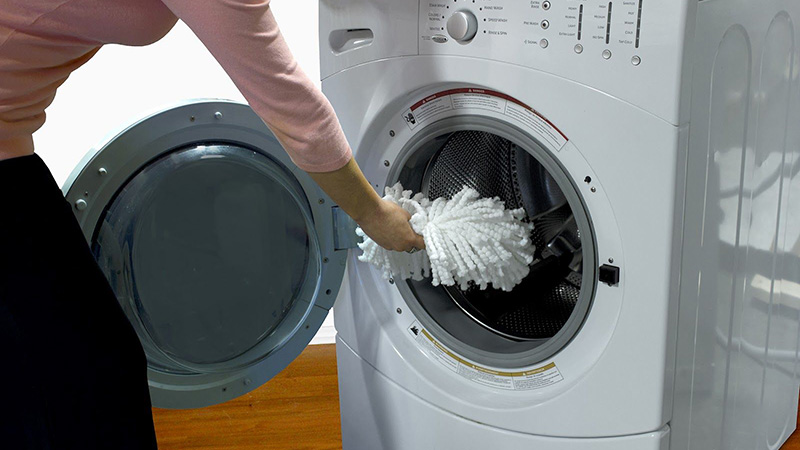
[63,100,355,409]
[386,115,598,368]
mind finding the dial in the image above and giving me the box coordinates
[446,11,478,42]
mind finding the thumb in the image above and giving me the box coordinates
[414,233,426,250]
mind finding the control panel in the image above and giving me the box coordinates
[418,0,686,124]
[422,0,645,62]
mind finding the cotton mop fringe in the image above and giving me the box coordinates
[356,183,535,292]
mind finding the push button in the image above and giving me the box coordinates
[599,264,620,286]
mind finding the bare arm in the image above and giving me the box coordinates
[308,158,425,252]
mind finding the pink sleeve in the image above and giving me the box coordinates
[160,0,352,173]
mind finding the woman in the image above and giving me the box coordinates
[0,0,424,448]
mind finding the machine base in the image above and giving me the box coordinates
[336,336,671,450]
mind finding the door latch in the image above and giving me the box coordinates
[332,206,361,250]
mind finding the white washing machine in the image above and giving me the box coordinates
[320,0,800,449]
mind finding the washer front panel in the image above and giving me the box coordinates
[345,83,625,404]
[324,51,685,434]
[63,101,347,408]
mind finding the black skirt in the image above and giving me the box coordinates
[0,154,158,449]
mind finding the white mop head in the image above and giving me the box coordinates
[356,183,535,292]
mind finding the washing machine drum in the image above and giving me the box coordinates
[396,123,595,366]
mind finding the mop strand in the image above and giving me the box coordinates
[356,183,535,292]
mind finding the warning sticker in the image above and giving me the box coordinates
[402,88,568,150]
[408,321,564,391]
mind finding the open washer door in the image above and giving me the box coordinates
[63,100,352,409]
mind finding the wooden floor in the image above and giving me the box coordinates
[153,344,800,449]
[153,344,341,450]
[787,399,800,450]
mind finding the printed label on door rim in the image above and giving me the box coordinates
[402,88,568,150]
[407,321,564,391]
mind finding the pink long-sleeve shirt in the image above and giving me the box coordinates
[0,0,352,172]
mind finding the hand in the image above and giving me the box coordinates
[358,199,426,253]
[305,158,424,252]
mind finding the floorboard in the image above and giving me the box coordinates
[786,397,800,450]
[153,344,342,450]
[153,344,800,449]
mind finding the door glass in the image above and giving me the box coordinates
[92,144,318,374]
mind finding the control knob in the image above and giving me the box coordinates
[447,11,478,42]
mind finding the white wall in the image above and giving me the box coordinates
[34,0,336,345]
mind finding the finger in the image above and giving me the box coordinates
[414,234,426,250]
[401,234,425,252]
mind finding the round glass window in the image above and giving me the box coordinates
[392,118,596,368]
[92,144,320,374]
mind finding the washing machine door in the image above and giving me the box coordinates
[63,100,354,409]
